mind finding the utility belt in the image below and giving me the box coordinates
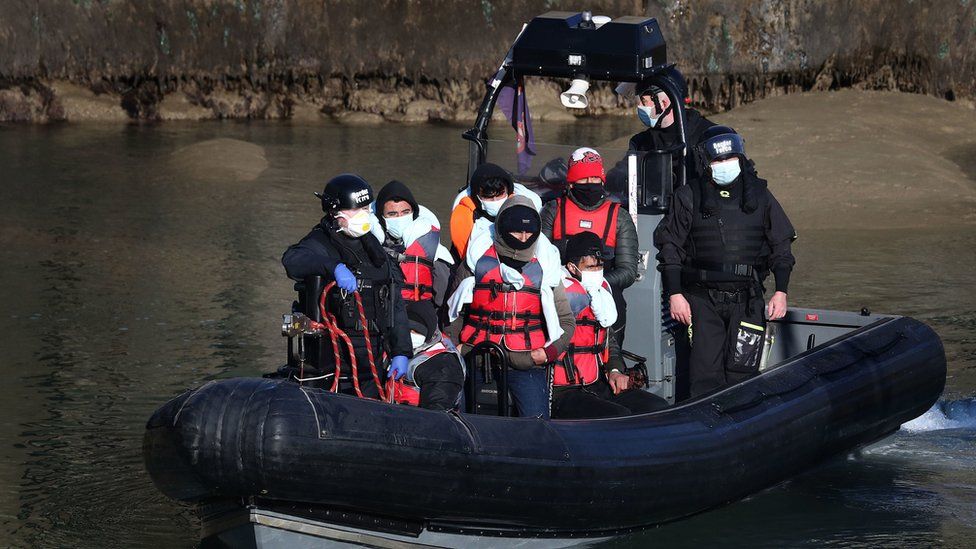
[682,259,757,283]
[684,284,753,304]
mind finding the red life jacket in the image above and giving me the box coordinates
[553,276,610,386]
[552,197,619,260]
[459,246,547,351]
[400,229,439,302]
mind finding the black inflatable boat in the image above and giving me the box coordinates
[144,314,945,545]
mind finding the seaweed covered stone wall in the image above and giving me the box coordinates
[0,0,973,122]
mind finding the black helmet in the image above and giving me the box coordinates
[697,125,746,163]
[315,173,374,214]
[638,65,688,102]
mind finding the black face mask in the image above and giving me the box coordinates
[501,230,539,251]
[571,183,606,206]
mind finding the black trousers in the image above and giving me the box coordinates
[552,379,669,419]
[413,355,465,411]
[685,289,766,398]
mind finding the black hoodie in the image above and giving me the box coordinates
[376,180,420,224]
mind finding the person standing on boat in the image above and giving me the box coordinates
[394,300,466,410]
[449,163,542,260]
[446,195,576,419]
[281,174,412,398]
[541,147,638,345]
[653,126,796,398]
[374,180,453,307]
[627,66,716,187]
[550,231,669,419]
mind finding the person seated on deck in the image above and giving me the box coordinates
[541,147,638,346]
[446,195,575,419]
[449,163,542,260]
[374,179,454,307]
[551,232,669,419]
[393,300,466,410]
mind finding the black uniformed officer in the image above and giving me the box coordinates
[607,66,716,198]
[282,174,412,398]
[653,126,796,398]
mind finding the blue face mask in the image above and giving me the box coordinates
[636,105,660,128]
[710,158,741,186]
[384,214,412,240]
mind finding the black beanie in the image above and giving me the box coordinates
[563,231,604,264]
[376,180,419,220]
[497,204,540,250]
[405,300,438,340]
[470,163,514,198]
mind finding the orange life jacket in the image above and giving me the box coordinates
[459,246,547,351]
[449,196,477,259]
[553,276,610,386]
[552,197,619,260]
[400,229,439,302]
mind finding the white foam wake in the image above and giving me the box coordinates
[901,398,976,432]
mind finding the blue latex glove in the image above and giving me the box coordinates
[389,355,409,380]
[333,263,358,292]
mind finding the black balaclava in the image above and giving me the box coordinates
[497,204,541,251]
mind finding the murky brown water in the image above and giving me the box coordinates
[0,93,974,547]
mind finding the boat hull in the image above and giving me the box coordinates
[145,316,945,536]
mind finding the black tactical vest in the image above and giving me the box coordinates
[682,178,769,288]
[310,227,398,334]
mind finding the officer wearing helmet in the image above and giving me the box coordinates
[281,174,414,399]
[627,66,717,187]
[653,127,796,398]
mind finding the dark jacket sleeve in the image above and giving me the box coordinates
[385,261,414,358]
[764,191,797,294]
[653,185,694,297]
[281,227,342,282]
[432,259,451,308]
[540,200,557,242]
[603,329,626,374]
[605,206,639,290]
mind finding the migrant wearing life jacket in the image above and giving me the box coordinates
[681,174,770,289]
[552,197,620,262]
[392,335,466,406]
[399,230,440,302]
[553,276,610,386]
[459,245,547,351]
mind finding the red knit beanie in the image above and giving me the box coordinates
[566,147,605,183]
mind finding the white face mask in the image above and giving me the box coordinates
[337,209,372,238]
[579,269,605,291]
[480,196,505,217]
[384,215,412,240]
[710,158,741,186]
[410,331,427,350]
